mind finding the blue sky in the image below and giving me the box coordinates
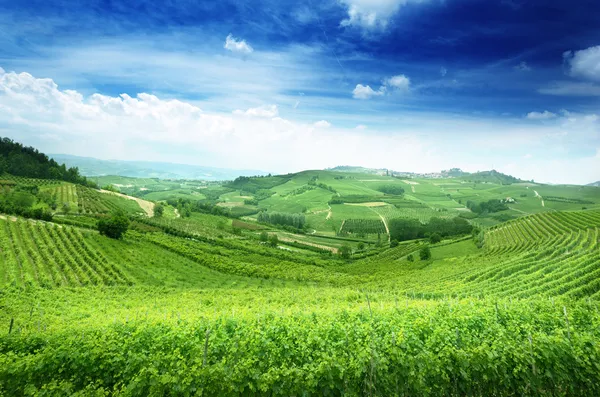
[0,0,599,183]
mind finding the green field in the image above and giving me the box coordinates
[3,165,600,395]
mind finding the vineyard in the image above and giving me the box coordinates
[340,218,387,235]
[76,186,143,215]
[485,210,600,253]
[2,174,600,394]
[373,204,455,224]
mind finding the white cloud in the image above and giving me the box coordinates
[523,153,532,159]
[0,67,4,75]
[514,61,531,71]
[233,104,278,118]
[526,111,556,120]
[385,74,410,91]
[356,124,367,129]
[564,45,600,82]
[352,84,385,99]
[224,34,253,55]
[313,120,331,128]
[353,74,410,99]
[538,81,600,96]
[339,0,426,30]
[440,67,447,77]
[1,70,599,184]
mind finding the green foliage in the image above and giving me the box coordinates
[0,137,96,186]
[377,184,405,195]
[429,232,442,244]
[97,211,130,239]
[419,245,431,260]
[390,239,399,248]
[268,233,279,247]
[389,217,473,242]
[407,253,414,261]
[154,203,164,218]
[466,199,509,214]
[257,211,306,229]
[339,244,352,259]
[259,231,268,242]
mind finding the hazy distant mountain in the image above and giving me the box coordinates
[50,154,268,181]
[588,181,600,187]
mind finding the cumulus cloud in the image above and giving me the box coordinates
[353,74,410,99]
[385,74,410,91]
[352,84,385,99]
[233,105,278,118]
[440,67,447,77]
[339,0,426,30]
[564,46,600,82]
[356,124,367,130]
[1,69,598,184]
[224,34,253,55]
[526,111,557,120]
[313,120,331,128]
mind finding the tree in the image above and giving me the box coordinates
[390,239,399,248]
[429,233,442,244]
[259,231,268,242]
[62,202,71,215]
[419,245,431,261]
[97,211,130,239]
[154,203,164,218]
[268,234,279,247]
[407,254,414,262]
[357,242,365,250]
[339,244,352,259]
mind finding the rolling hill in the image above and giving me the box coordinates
[2,140,600,395]
[50,153,268,181]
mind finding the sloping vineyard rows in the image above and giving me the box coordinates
[75,186,142,215]
[373,205,454,224]
[340,219,386,235]
[386,227,600,299]
[0,174,62,186]
[0,218,132,288]
[485,210,600,253]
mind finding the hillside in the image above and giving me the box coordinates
[2,141,600,395]
[51,153,268,181]
[588,181,600,187]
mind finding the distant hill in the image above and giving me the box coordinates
[460,170,524,185]
[50,154,268,181]
[588,181,600,187]
[328,166,522,184]
[327,166,390,175]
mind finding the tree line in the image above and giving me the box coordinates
[0,138,96,187]
[389,216,473,242]
[257,211,306,229]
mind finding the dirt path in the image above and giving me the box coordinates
[174,208,181,218]
[533,190,545,207]
[325,205,332,220]
[99,189,155,217]
[411,186,416,193]
[278,236,338,253]
[508,206,529,215]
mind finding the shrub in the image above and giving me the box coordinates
[97,211,130,239]
[429,233,441,244]
[419,245,431,260]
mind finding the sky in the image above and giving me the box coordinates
[0,0,599,184]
